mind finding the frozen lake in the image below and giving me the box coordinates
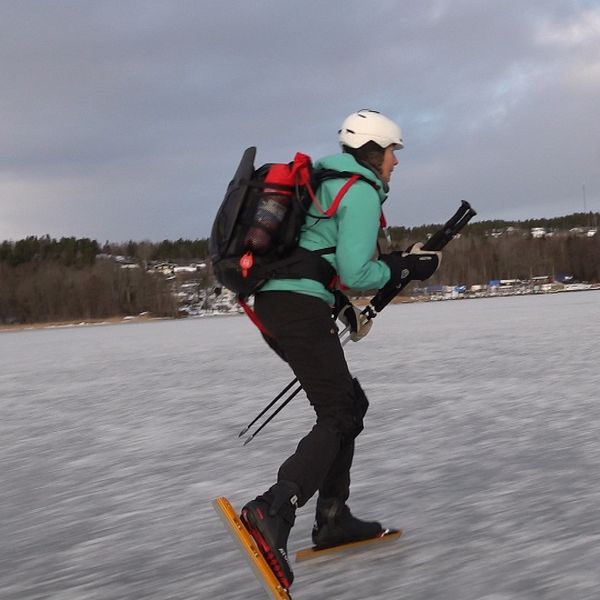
[2,291,600,600]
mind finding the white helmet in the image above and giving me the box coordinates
[338,109,404,150]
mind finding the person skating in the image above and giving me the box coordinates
[240,109,441,589]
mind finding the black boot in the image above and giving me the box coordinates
[241,481,299,590]
[312,497,383,550]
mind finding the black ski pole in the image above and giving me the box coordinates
[238,322,353,438]
[241,200,477,443]
[238,377,298,437]
[242,324,354,444]
[365,200,476,316]
[240,322,352,440]
[243,383,304,445]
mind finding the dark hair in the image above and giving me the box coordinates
[342,141,385,175]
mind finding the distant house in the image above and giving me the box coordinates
[530,227,546,238]
[488,279,526,295]
[152,263,175,275]
[505,226,522,236]
[531,275,552,284]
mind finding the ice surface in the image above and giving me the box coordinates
[1,291,599,599]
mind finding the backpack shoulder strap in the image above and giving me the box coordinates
[308,169,377,218]
[325,174,361,217]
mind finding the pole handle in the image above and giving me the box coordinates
[369,201,476,314]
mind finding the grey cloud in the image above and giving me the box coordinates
[1,0,599,241]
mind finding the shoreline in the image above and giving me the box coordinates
[2,285,598,334]
[0,314,172,334]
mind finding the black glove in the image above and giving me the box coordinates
[380,243,441,286]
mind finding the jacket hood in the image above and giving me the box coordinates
[314,153,388,202]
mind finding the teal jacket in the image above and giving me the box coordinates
[259,153,393,305]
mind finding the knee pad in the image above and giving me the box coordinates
[346,377,369,440]
[313,378,370,441]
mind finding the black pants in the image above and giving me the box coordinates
[254,291,368,508]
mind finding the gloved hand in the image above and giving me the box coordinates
[404,242,442,268]
[380,243,441,286]
[333,291,373,342]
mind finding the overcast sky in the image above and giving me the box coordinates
[1,1,599,242]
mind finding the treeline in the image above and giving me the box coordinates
[0,236,208,325]
[2,211,600,324]
[389,232,600,290]
[104,238,209,263]
[388,211,600,244]
[3,212,597,268]
[0,236,178,324]
[1,236,100,267]
[387,211,600,288]
[0,235,209,268]
[0,261,176,325]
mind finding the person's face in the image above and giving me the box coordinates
[380,145,399,184]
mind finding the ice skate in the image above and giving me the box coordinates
[312,499,383,550]
[241,482,299,590]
